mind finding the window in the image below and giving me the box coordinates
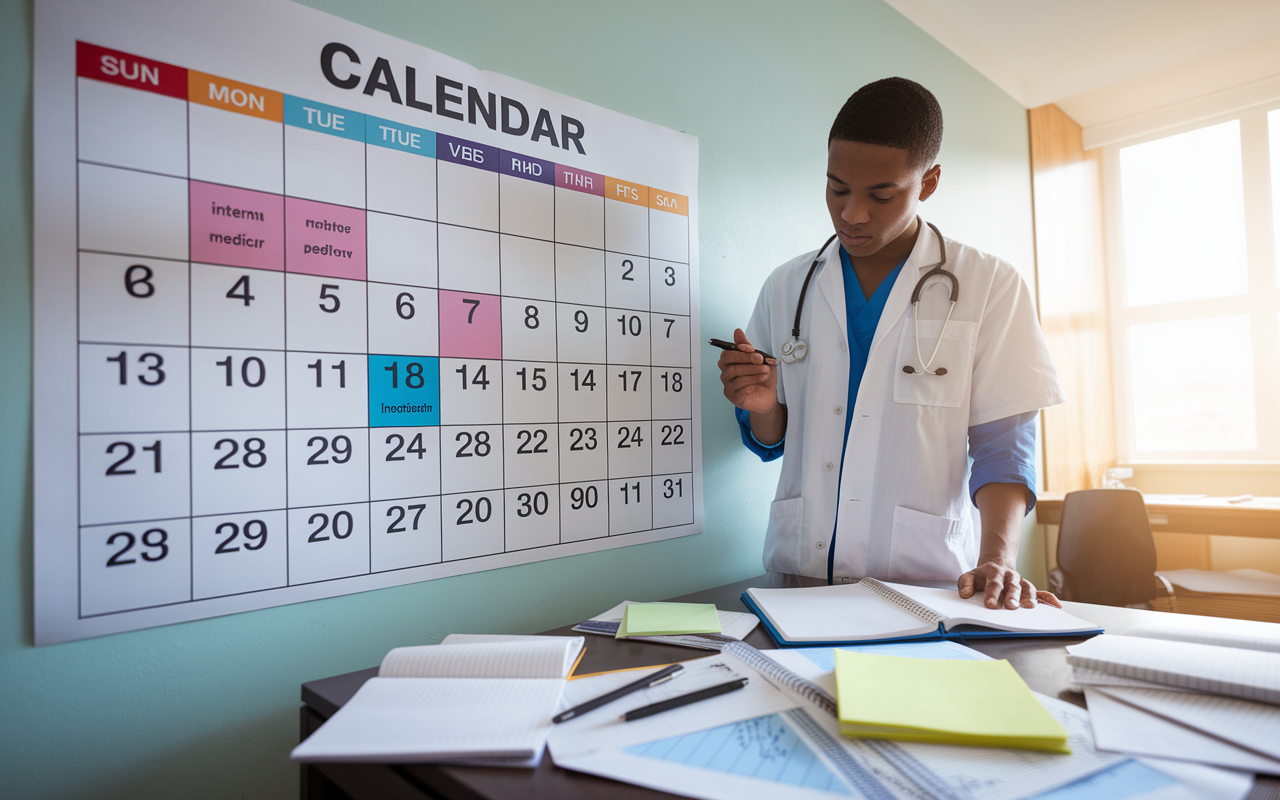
[1106,109,1280,461]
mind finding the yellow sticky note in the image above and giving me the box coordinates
[834,650,1070,753]
[618,603,722,638]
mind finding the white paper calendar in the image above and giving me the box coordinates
[33,0,702,644]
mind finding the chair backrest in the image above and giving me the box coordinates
[1056,489,1158,606]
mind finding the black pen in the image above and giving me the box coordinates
[622,677,749,722]
[708,338,776,364]
[553,664,683,724]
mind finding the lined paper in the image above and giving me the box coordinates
[1066,635,1280,704]
[1098,687,1280,760]
[291,677,564,762]
[380,638,582,679]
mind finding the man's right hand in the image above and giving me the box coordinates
[718,329,778,415]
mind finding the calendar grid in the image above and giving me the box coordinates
[65,40,697,620]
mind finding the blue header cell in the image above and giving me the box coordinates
[365,116,436,158]
[283,96,365,142]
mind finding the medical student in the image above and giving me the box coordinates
[719,78,1064,610]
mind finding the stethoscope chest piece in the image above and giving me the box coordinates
[780,338,808,363]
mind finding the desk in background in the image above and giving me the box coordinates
[298,574,1280,800]
[1036,492,1280,540]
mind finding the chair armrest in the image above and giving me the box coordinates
[1154,573,1179,613]
[1048,567,1067,600]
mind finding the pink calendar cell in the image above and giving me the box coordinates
[189,181,284,271]
[284,196,366,280]
[438,290,502,360]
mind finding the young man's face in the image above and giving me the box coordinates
[825,139,940,260]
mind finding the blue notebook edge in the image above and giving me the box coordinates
[739,590,1102,649]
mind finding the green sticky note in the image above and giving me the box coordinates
[834,650,1070,753]
[617,603,722,638]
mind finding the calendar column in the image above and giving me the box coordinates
[283,97,371,584]
[605,177,653,534]
[436,136,505,561]
[365,116,443,573]
[187,70,289,598]
[554,166,609,542]
[75,42,193,615]
[498,150,559,551]
[648,190,694,529]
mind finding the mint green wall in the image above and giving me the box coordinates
[0,0,1034,796]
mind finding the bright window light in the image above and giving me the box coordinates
[1129,315,1255,452]
[1119,121,1247,307]
[1271,109,1280,288]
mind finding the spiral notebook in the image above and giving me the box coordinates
[741,579,1101,647]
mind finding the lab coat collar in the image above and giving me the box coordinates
[870,216,939,355]
[813,235,849,350]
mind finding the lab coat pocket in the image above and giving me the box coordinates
[763,497,805,572]
[887,505,975,583]
[892,319,978,408]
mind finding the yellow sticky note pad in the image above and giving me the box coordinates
[618,603,722,638]
[834,651,1070,753]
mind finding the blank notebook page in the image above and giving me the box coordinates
[884,582,1099,633]
[291,677,564,763]
[747,584,934,641]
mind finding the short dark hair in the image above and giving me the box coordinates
[828,78,943,170]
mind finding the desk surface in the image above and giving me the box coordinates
[1037,491,1280,539]
[299,574,1280,800]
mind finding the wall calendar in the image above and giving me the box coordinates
[33,0,701,644]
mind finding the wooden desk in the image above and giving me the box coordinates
[298,574,1280,800]
[1037,492,1280,540]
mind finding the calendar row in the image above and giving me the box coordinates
[78,422,693,523]
[80,351,691,431]
[78,44,690,262]
[78,472,694,617]
[79,257,691,359]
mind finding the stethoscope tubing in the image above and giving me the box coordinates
[784,221,957,374]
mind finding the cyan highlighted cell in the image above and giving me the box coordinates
[284,95,365,141]
[366,115,436,157]
[369,355,440,428]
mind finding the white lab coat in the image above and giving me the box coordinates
[744,219,1064,583]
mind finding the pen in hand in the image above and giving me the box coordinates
[553,663,683,724]
[708,338,776,365]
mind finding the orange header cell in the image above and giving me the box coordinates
[189,71,283,122]
[649,189,688,217]
[605,177,648,207]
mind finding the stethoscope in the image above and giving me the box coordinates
[779,221,958,377]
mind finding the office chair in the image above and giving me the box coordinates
[1047,488,1177,610]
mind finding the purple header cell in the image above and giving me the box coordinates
[556,163,605,196]
[436,134,498,172]
[500,150,555,185]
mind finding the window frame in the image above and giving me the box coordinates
[1104,105,1280,464]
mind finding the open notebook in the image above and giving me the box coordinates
[291,635,583,764]
[742,578,1100,647]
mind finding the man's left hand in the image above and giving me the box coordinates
[958,562,1061,609]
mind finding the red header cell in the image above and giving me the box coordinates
[76,41,187,100]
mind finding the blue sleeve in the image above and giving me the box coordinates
[968,411,1038,513]
[735,406,785,462]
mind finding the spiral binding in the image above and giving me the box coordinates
[859,578,945,626]
[722,640,837,717]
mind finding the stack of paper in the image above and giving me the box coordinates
[1069,631,1280,772]
[832,650,1070,753]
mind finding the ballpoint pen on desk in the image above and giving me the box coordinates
[622,676,749,722]
[552,663,684,724]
